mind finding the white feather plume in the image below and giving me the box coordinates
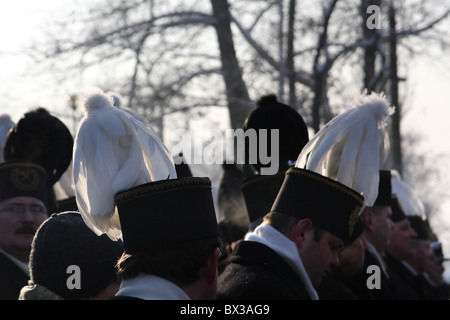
[296,91,394,206]
[391,170,426,218]
[73,90,177,240]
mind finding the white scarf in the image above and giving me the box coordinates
[244,222,319,300]
[115,273,190,300]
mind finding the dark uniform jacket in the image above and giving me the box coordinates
[216,240,311,300]
[0,251,29,300]
[385,251,428,300]
[422,277,450,300]
[362,250,397,299]
[316,268,374,300]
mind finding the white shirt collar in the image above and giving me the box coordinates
[115,273,190,300]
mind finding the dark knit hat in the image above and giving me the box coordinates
[390,195,407,222]
[29,211,124,300]
[0,161,47,204]
[270,167,364,244]
[242,94,309,174]
[115,177,219,254]
[373,170,392,206]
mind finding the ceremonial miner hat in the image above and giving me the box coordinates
[390,195,407,223]
[28,211,124,300]
[270,167,364,244]
[407,215,432,240]
[373,170,392,206]
[278,92,394,243]
[242,94,309,174]
[296,91,394,207]
[0,160,47,204]
[240,169,286,225]
[115,177,219,253]
[241,94,309,227]
[73,90,218,250]
[391,170,426,218]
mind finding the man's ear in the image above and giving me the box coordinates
[204,247,221,284]
[293,219,313,248]
[361,210,375,232]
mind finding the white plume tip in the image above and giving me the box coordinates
[356,90,395,124]
[83,90,115,113]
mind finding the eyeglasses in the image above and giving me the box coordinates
[0,204,48,216]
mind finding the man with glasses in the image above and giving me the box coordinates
[0,161,48,300]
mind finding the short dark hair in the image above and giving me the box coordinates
[263,211,325,242]
[116,237,221,285]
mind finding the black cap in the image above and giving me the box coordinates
[0,161,47,204]
[407,215,431,240]
[373,170,392,206]
[270,167,364,244]
[115,177,219,254]
[241,170,286,224]
[390,195,407,222]
[242,94,309,173]
[29,211,124,300]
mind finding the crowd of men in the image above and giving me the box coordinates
[0,91,448,301]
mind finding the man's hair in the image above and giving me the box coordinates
[116,237,221,285]
[263,211,325,242]
[362,205,385,216]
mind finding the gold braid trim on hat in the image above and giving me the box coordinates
[348,206,361,237]
[286,167,364,237]
[114,177,211,204]
[0,162,46,174]
[286,167,364,204]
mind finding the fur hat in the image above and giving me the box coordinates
[3,107,73,187]
[27,211,124,300]
[242,94,309,174]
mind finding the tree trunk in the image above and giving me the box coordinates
[388,3,402,174]
[211,0,251,129]
[311,0,338,132]
[287,0,297,109]
[361,0,382,92]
